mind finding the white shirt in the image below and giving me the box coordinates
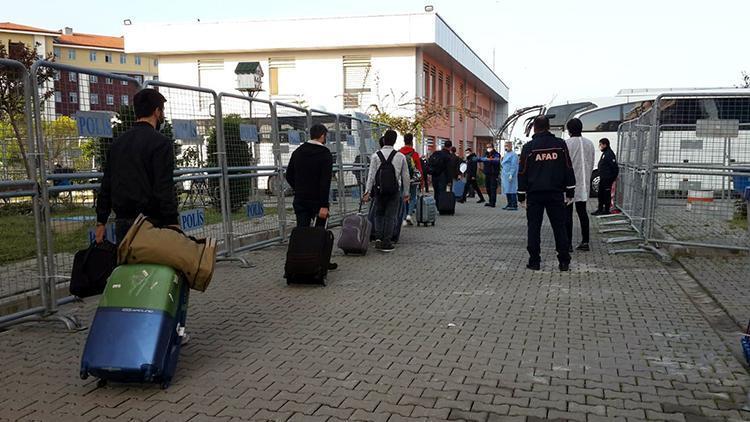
[365,146,410,196]
[565,136,596,202]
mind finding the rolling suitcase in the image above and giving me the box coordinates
[452,180,466,199]
[285,220,334,286]
[416,194,437,226]
[437,190,456,215]
[338,204,372,255]
[80,264,189,389]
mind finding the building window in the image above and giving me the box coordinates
[89,51,97,62]
[53,71,60,81]
[135,56,142,65]
[120,54,127,64]
[105,77,113,85]
[105,52,112,63]
[8,42,24,57]
[268,57,295,97]
[53,47,60,60]
[106,94,114,105]
[121,79,129,86]
[68,49,76,60]
[134,75,143,84]
[430,66,437,103]
[422,62,430,100]
[121,95,129,106]
[69,92,78,104]
[90,75,98,84]
[343,55,371,109]
[438,71,444,106]
[54,91,62,102]
[68,72,77,82]
[90,93,99,105]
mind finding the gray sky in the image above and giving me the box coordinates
[7,0,748,112]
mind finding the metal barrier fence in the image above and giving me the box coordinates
[607,93,750,259]
[0,60,390,328]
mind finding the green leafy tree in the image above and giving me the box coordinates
[0,41,54,179]
[207,114,252,211]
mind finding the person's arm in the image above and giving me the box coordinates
[364,153,377,195]
[319,153,333,209]
[562,143,576,200]
[152,141,179,226]
[413,152,423,174]
[285,151,296,189]
[400,155,410,199]
[518,145,529,203]
[95,150,112,225]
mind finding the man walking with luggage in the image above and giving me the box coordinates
[285,123,338,269]
[481,143,501,208]
[364,129,410,252]
[564,118,596,251]
[459,148,485,204]
[95,88,178,244]
[518,116,576,272]
[399,133,422,225]
[427,141,453,207]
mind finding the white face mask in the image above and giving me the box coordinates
[486,148,492,153]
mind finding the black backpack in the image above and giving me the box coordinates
[428,151,447,176]
[70,241,117,298]
[374,150,399,197]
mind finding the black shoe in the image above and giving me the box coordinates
[559,262,570,272]
[526,263,540,271]
[576,242,590,251]
[457,199,466,203]
[374,240,383,250]
[328,262,338,271]
[568,246,574,253]
[484,203,495,208]
[477,199,485,204]
[379,242,395,252]
[591,210,602,216]
[502,205,509,210]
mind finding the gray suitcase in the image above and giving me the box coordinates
[338,212,372,255]
[416,194,437,226]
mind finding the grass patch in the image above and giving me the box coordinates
[730,214,749,231]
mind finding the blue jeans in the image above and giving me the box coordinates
[405,184,418,218]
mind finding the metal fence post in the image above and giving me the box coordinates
[334,115,346,216]
[213,96,235,258]
[271,103,287,240]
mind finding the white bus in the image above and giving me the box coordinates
[545,88,750,194]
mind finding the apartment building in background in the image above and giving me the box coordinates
[123,12,509,153]
[1,22,158,118]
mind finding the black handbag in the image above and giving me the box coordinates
[69,241,117,298]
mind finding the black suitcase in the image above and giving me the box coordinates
[437,191,456,215]
[284,225,334,286]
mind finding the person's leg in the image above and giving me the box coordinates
[565,202,574,249]
[472,179,485,202]
[373,196,386,240]
[489,177,498,206]
[602,180,613,213]
[510,193,518,208]
[576,201,590,245]
[380,195,400,249]
[409,184,418,216]
[293,202,314,228]
[526,195,544,268]
[596,179,609,213]
[545,195,571,266]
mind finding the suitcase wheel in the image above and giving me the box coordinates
[80,369,88,380]
[431,222,435,226]
[161,378,171,389]
[97,379,108,388]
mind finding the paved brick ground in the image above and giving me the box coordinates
[1,199,750,422]
[679,256,750,329]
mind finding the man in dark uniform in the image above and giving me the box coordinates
[518,116,576,272]
[95,88,178,243]
[459,148,485,203]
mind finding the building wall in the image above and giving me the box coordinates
[156,47,417,116]
[54,45,158,77]
[0,31,54,59]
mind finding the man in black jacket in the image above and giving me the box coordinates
[459,148,485,203]
[95,88,178,243]
[518,116,576,271]
[427,141,454,207]
[285,124,333,228]
[593,138,619,216]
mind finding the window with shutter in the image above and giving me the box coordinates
[269,57,295,99]
[343,55,371,109]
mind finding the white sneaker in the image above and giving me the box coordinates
[405,215,413,225]
[402,220,408,227]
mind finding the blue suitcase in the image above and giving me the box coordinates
[80,264,189,389]
[453,180,466,199]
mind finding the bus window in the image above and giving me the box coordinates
[580,105,621,132]
[546,102,596,128]
[622,101,653,121]
[715,97,750,123]
[659,99,708,127]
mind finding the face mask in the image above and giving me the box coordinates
[486,148,492,153]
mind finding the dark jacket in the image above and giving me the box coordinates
[483,150,501,176]
[96,122,178,226]
[449,154,462,180]
[518,131,576,202]
[285,142,333,209]
[598,147,619,181]
[465,153,478,178]
[428,148,453,180]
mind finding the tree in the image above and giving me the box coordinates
[740,71,750,89]
[0,41,54,179]
[207,114,252,211]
